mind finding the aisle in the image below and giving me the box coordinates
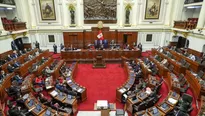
[74,64,127,110]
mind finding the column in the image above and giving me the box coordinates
[28,0,37,28]
[164,0,173,26]
[197,1,205,28]
[131,1,137,26]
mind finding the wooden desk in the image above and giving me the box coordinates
[164,72,180,94]
[50,90,78,114]
[51,60,65,80]
[185,70,202,99]
[66,62,87,102]
[148,56,169,77]
[116,61,135,102]
[147,106,165,116]
[61,49,141,62]
[0,73,15,100]
[151,48,186,75]
[136,59,152,78]
[164,47,203,73]
[126,97,142,114]
[33,58,54,76]
[21,74,35,94]
[25,94,46,116]
[165,91,180,107]
[157,101,173,114]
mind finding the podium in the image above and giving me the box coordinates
[93,54,106,68]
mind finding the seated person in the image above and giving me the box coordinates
[45,66,53,74]
[13,61,21,68]
[31,63,38,72]
[35,50,40,56]
[56,82,69,93]
[18,50,24,56]
[8,104,25,116]
[28,54,34,60]
[0,70,7,81]
[189,54,196,61]
[12,74,23,84]
[12,51,19,59]
[7,55,13,61]
[40,57,47,64]
[124,44,130,49]
[37,93,52,104]
[7,64,15,73]
[7,84,21,97]
[34,75,44,86]
[22,48,28,53]
[0,59,6,65]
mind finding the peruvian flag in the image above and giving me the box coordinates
[97,29,104,40]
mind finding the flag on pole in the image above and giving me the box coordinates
[97,29,104,40]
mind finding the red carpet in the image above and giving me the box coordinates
[74,64,126,110]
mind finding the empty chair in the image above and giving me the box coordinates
[184,62,190,69]
[178,73,185,82]
[180,59,186,65]
[180,78,187,87]
[180,84,190,93]
[197,70,204,78]
[115,109,125,116]
[177,93,193,113]
[133,101,147,113]
[168,64,174,72]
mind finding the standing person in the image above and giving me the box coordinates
[53,44,57,54]
[137,43,142,51]
[35,41,40,49]
[60,43,64,50]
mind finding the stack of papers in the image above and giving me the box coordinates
[50,90,58,97]
[168,98,177,104]
[77,88,83,92]
[119,88,126,93]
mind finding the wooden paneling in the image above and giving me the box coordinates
[63,28,137,49]
[63,32,84,49]
[118,32,138,48]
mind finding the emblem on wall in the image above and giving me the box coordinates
[84,0,117,23]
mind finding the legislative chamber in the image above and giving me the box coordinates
[0,0,205,116]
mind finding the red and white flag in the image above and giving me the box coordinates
[97,29,104,40]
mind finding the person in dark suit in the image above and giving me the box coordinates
[0,70,7,80]
[13,61,21,68]
[60,43,64,50]
[12,51,19,58]
[12,74,23,84]
[7,55,13,61]
[53,44,57,54]
[7,64,15,73]
[137,43,142,51]
[8,105,25,116]
[35,41,40,49]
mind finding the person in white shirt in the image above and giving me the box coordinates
[190,55,196,61]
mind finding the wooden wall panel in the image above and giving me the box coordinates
[63,28,138,49]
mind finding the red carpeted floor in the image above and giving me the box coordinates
[74,64,126,111]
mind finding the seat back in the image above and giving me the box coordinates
[182,93,193,104]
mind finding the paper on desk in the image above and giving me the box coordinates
[168,98,177,104]
[77,88,83,92]
[50,90,58,97]
[67,80,72,83]
[119,88,126,93]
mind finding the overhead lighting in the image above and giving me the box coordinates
[6,7,13,10]
[186,6,201,9]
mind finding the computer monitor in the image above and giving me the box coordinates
[45,110,51,116]
[68,95,72,99]
[153,107,158,114]
[197,70,204,78]
[60,92,63,96]
[132,96,137,101]
[162,103,168,109]
[36,104,41,111]
[28,99,34,107]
